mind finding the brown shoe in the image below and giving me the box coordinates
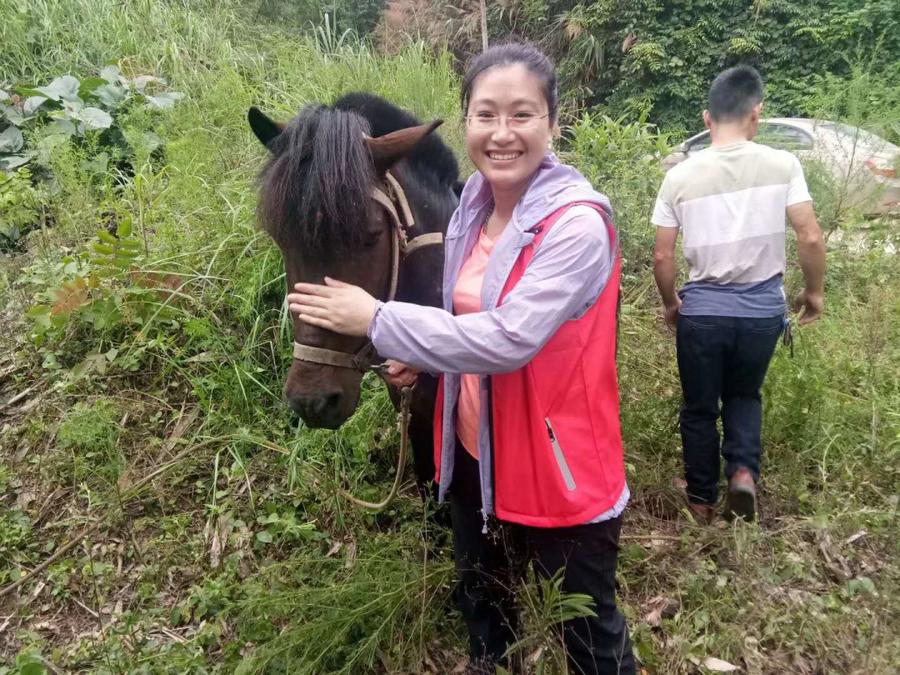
[687,502,716,524]
[726,467,757,521]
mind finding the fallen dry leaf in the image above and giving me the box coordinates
[703,656,740,671]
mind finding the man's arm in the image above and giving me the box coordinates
[653,225,681,329]
[786,201,826,325]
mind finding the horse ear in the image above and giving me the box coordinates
[366,120,443,174]
[248,106,285,150]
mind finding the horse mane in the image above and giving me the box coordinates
[257,104,374,256]
[257,93,458,256]
[333,92,459,189]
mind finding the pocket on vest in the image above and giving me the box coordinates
[545,417,576,492]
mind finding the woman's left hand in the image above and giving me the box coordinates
[287,277,378,337]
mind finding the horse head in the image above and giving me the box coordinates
[249,96,457,429]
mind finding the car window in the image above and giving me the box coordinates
[755,123,814,151]
[819,122,894,154]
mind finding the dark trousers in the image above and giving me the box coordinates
[675,314,783,505]
[450,442,635,674]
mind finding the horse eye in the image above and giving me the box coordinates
[363,232,381,249]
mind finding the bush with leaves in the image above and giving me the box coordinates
[0,65,182,171]
[0,166,47,249]
[25,215,183,374]
[565,113,672,278]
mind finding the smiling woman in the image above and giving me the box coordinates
[287,42,635,674]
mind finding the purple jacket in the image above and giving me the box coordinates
[369,153,615,510]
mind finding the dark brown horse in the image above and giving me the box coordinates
[248,92,460,492]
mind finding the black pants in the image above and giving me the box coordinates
[450,442,635,674]
[675,314,783,505]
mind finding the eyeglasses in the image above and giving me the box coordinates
[464,111,551,131]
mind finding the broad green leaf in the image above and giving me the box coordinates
[78,77,107,99]
[97,230,118,244]
[23,96,47,115]
[12,86,44,98]
[1,103,26,126]
[92,83,127,108]
[256,530,273,544]
[78,107,113,129]
[57,99,84,117]
[19,662,46,675]
[27,305,52,329]
[145,92,184,110]
[35,75,81,102]
[49,119,77,136]
[0,89,9,102]
[0,153,31,170]
[0,126,24,153]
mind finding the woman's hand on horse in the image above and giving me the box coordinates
[287,278,377,337]
[382,360,418,388]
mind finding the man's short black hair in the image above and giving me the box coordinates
[708,65,764,122]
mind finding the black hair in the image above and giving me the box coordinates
[461,42,558,122]
[708,65,764,122]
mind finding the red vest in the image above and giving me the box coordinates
[435,203,626,528]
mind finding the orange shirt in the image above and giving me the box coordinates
[452,229,496,458]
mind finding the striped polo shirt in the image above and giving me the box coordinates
[652,140,812,317]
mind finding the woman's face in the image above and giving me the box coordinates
[465,63,554,197]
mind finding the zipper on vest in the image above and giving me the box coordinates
[545,417,577,491]
[486,379,498,534]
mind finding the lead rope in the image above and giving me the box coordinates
[338,384,413,510]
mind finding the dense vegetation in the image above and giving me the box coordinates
[374,0,900,135]
[0,0,898,673]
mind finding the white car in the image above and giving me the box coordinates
[662,118,899,216]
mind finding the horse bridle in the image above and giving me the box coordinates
[291,171,443,371]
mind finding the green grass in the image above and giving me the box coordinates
[1,1,899,672]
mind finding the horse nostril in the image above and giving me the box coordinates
[324,392,342,411]
[286,393,345,426]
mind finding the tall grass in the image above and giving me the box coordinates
[1,0,898,672]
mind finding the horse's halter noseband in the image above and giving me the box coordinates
[291,172,443,372]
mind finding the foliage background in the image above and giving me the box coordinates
[0,0,898,673]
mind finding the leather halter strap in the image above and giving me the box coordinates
[292,171,443,371]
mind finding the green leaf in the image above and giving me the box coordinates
[78,77,107,99]
[92,83,127,108]
[0,89,9,102]
[1,103,26,125]
[23,96,47,116]
[78,107,113,130]
[145,92,184,110]
[0,126,24,153]
[0,154,31,170]
[49,119,77,136]
[20,663,46,675]
[255,530,273,544]
[92,243,115,256]
[35,75,81,102]
[97,230,117,244]
[117,219,133,237]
